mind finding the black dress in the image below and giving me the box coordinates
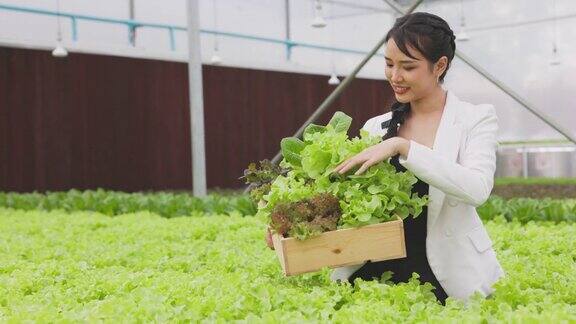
[347,153,449,305]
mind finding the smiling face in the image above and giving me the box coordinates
[385,38,447,103]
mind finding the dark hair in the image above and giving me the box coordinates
[382,12,455,141]
[385,12,456,83]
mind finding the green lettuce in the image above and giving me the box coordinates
[258,111,428,231]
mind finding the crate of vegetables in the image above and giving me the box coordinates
[271,213,406,276]
[242,112,427,276]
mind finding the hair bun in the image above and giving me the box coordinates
[433,23,454,39]
[386,12,456,83]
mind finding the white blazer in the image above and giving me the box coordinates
[331,90,505,301]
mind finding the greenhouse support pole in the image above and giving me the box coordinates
[522,147,529,178]
[244,0,423,193]
[453,51,576,144]
[187,0,208,197]
[268,0,424,166]
[382,0,576,144]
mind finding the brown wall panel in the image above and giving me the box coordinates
[0,46,395,192]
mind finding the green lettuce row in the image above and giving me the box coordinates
[0,209,575,322]
[478,196,576,223]
[0,189,256,218]
[495,177,576,186]
[2,189,576,224]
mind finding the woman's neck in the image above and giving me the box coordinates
[409,87,447,116]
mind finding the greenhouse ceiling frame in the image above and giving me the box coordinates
[0,1,572,193]
[268,0,576,167]
[382,0,575,146]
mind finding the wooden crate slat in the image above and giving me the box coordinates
[273,218,406,276]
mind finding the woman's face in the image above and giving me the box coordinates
[384,38,445,103]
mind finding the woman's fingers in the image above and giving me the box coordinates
[338,157,364,174]
[354,159,374,175]
[333,161,345,173]
[334,158,353,173]
[336,159,353,174]
[335,142,393,176]
[335,150,371,174]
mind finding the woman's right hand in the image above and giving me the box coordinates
[265,227,275,250]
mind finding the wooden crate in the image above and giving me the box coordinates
[271,218,406,276]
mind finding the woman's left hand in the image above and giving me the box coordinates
[333,137,410,176]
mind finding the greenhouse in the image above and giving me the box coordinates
[0,0,575,322]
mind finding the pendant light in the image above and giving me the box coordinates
[52,44,68,57]
[456,0,470,42]
[311,0,327,28]
[52,0,68,57]
[210,0,222,65]
[328,73,340,85]
[327,2,339,85]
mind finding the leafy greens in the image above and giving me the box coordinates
[256,111,428,236]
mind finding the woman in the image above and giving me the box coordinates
[330,12,504,304]
[266,12,505,304]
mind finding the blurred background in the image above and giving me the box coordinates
[0,0,575,193]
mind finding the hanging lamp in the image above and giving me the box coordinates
[328,73,340,85]
[327,2,338,85]
[210,0,223,65]
[52,0,68,57]
[456,0,470,42]
[311,0,327,28]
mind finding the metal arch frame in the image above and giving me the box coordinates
[267,0,425,167]
[381,0,575,145]
[0,4,178,49]
[267,0,575,166]
[0,3,386,57]
[1,2,573,190]
[260,0,575,193]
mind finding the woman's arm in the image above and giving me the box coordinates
[396,106,498,207]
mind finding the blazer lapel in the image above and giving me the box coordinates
[427,90,463,230]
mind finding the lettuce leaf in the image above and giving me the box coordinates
[328,111,353,133]
[280,137,305,167]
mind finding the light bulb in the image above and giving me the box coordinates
[456,29,470,41]
[311,15,327,28]
[328,73,340,85]
[52,43,68,57]
[210,53,222,65]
